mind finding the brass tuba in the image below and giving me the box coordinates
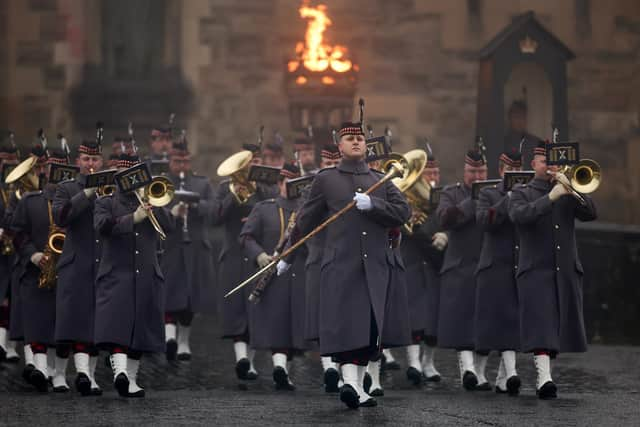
[38,224,65,289]
[391,149,429,234]
[134,176,175,240]
[217,150,256,204]
[5,156,39,200]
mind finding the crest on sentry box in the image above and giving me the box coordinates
[48,164,80,184]
[546,143,580,166]
[114,163,152,193]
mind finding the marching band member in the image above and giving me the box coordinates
[474,151,524,395]
[279,122,410,409]
[52,139,105,396]
[214,147,277,381]
[402,154,447,384]
[240,163,308,390]
[436,146,487,391]
[508,141,597,399]
[163,138,216,361]
[304,144,342,392]
[0,142,21,363]
[11,147,69,392]
[93,152,174,397]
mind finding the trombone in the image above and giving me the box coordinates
[134,176,175,240]
[547,159,601,205]
[224,152,414,298]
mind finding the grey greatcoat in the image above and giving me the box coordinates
[474,185,520,351]
[52,175,101,343]
[240,196,308,350]
[508,178,596,353]
[400,215,445,336]
[214,181,277,338]
[381,246,412,348]
[0,189,11,299]
[303,231,324,342]
[10,187,58,344]
[436,183,484,349]
[162,173,216,314]
[5,192,23,341]
[93,191,174,353]
[292,159,410,356]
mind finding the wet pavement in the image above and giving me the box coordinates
[1,315,638,426]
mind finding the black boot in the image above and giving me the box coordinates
[324,368,340,393]
[273,366,295,391]
[75,373,92,396]
[537,381,557,400]
[339,384,359,409]
[462,371,478,391]
[235,358,250,380]
[406,367,423,386]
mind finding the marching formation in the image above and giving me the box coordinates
[0,102,599,410]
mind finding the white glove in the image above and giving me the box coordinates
[133,205,148,224]
[353,192,373,211]
[276,260,291,276]
[170,204,182,217]
[554,172,571,187]
[30,252,44,266]
[548,182,570,202]
[432,232,448,251]
[83,187,96,198]
[256,252,273,268]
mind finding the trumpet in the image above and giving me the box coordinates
[217,150,256,204]
[134,176,174,240]
[547,159,601,205]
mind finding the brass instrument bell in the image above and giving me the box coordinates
[217,150,256,204]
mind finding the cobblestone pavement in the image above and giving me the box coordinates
[1,315,638,426]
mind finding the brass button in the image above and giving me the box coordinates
[95,259,99,263]
[135,232,139,237]
[363,254,368,259]
[244,257,248,262]
[556,245,561,250]
[292,273,296,278]
[515,245,519,250]
[362,231,367,236]
[135,269,140,274]
[514,265,518,270]
[135,250,139,255]
[357,187,363,192]
[95,239,99,244]
[556,267,560,272]
[555,225,559,229]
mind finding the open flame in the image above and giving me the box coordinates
[288,4,353,74]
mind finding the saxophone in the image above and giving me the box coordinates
[38,202,65,289]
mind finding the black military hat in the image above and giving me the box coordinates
[338,121,364,138]
[78,140,102,156]
[242,143,261,154]
[320,143,341,160]
[280,162,300,180]
[465,149,486,167]
[47,149,68,165]
[499,150,522,168]
[31,143,48,165]
[0,143,18,161]
[293,137,313,151]
[264,133,284,155]
[116,152,141,169]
